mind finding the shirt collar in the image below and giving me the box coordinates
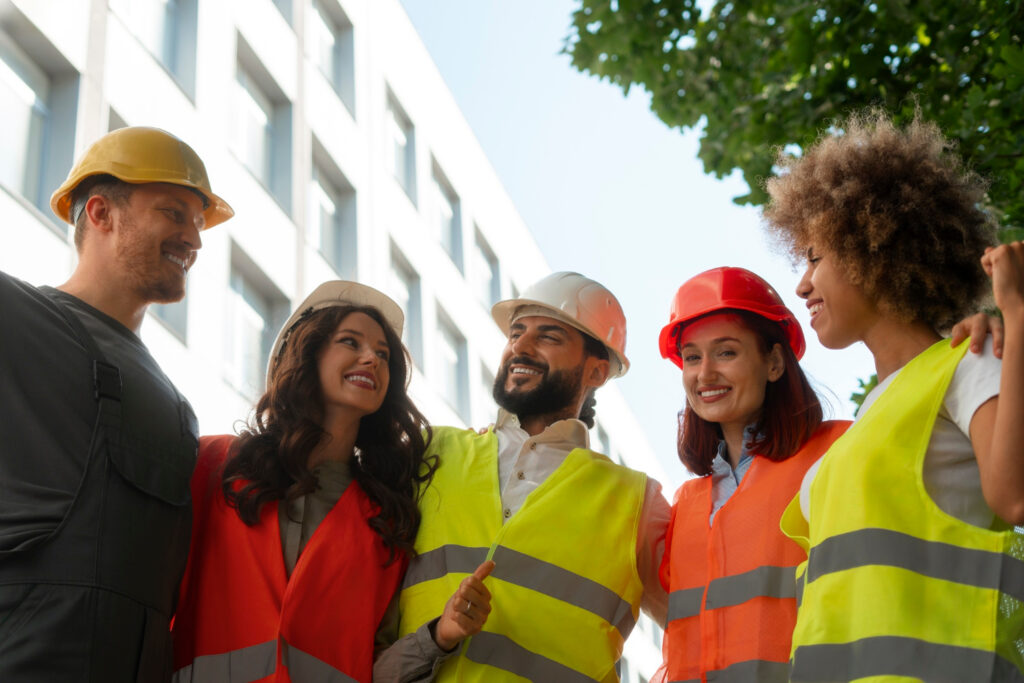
[495,408,591,450]
[712,422,759,470]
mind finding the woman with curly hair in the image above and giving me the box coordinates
[172,281,441,682]
[656,267,848,683]
[764,110,1024,681]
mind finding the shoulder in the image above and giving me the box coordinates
[945,338,1001,434]
[197,435,238,471]
[427,425,493,451]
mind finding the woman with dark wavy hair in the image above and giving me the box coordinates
[172,281,437,683]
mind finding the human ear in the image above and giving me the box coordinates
[84,195,115,234]
[584,357,611,389]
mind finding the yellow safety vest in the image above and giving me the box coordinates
[782,340,1024,682]
[399,426,647,682]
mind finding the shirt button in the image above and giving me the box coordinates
[529,442,536,450]
[503,508,511,518]
[517,471,525,480]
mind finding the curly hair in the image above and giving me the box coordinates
[222,304,436,564]
[763,109,997,332]
[677,311,822,477]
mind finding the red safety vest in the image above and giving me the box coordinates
[172,434,404,683]
[660,421,848,683]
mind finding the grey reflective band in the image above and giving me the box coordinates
[466,631,603,683]
[172,638,358,683]
[489,545,636,640]
[795,570,804,608]
[666,565,797,623]
[791,636,1024,682]
[404,543,637,639]
[666,585,704,622]
[172,640,276,682]
[668,658,790,683]
[402,544,489,589]
[807,528,1024,602]
[283,639,359,683]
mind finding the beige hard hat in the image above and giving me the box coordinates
[50,126,234,228]
[492,271,629,377]
[267,281,404,387]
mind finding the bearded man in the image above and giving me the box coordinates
[375,272,669,683]
[0,127,232,681]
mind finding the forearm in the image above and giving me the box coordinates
[373,619,454,683]
[989,310,1024,524]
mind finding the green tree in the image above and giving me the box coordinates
[565,0,1024,239]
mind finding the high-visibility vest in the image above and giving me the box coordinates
[398,426,647,682]
[662,421,848,683]
[172,435,403,683]
[783,340,1024,682]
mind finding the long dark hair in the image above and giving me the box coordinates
[677,310,822,476]
[222,304,436,563]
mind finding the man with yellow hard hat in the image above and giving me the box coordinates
[0,127,232,680]
[375,272,669,682]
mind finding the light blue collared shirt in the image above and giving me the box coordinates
[708,424,758,525]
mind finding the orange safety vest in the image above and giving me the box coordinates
[660,421,848,683]
[172,434,404,683]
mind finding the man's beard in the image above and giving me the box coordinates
[115,211,187,304]
[492,356,583,420]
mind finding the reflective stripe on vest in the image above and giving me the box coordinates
[787,341,1024,680]
[667,565,798,621]
[407,544,637,639]
[400,426,646,682]
[662,422,848,683]
[171,639,359,683]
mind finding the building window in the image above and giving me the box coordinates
[386,91,415,202]
[307,0,354,114]
[234,37,293,211]
[0,25,77,230]
[151,288,188,340]
[110,0,198,96]
[436,309,469,421]
[308,152,357,279]
[476,361,496,425]
[431,162,462,271]
[224,254,286,400]
[472,227,500,307]
[273,0,293,25]
[388,246,422,365]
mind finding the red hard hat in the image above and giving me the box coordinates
[659,267,806,367]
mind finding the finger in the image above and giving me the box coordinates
[992,316,1005,359]
[472,560,496,581]
[460,582,491,605]
[950,321,968,347]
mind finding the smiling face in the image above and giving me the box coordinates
[111,182,206,304]
[492,315,606,421]
[317,311,392,424]
[796,246,879,349]
[678,313,784,435]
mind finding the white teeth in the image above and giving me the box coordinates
[346,374,376,389]
[809,303,824,315]
[511,367,541,375]
[164,253,187,272]
[699,388,729,397]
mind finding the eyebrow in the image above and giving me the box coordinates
[336,328,390,348]
[681,336,741,348]
[806,246,816,259]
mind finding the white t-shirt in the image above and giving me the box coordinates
[800,339,1002,529]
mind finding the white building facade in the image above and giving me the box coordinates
[0,0,666,678]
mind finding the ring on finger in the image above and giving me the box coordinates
[463,598,473,615]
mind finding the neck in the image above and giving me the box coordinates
[518,407,579,437]
[720,421,747,469]
[862,318,941,382]
[308,413,360,469]
[58,263,148,333]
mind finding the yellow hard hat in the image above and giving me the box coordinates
[50,126,234,229]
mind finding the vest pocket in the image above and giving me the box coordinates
[105,429,196,507]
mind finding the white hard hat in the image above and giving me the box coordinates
[267,281,404,387]
[492,271,629,377]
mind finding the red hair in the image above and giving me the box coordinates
[676,311,822,476]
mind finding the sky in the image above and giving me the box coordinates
[398,0,877,486]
